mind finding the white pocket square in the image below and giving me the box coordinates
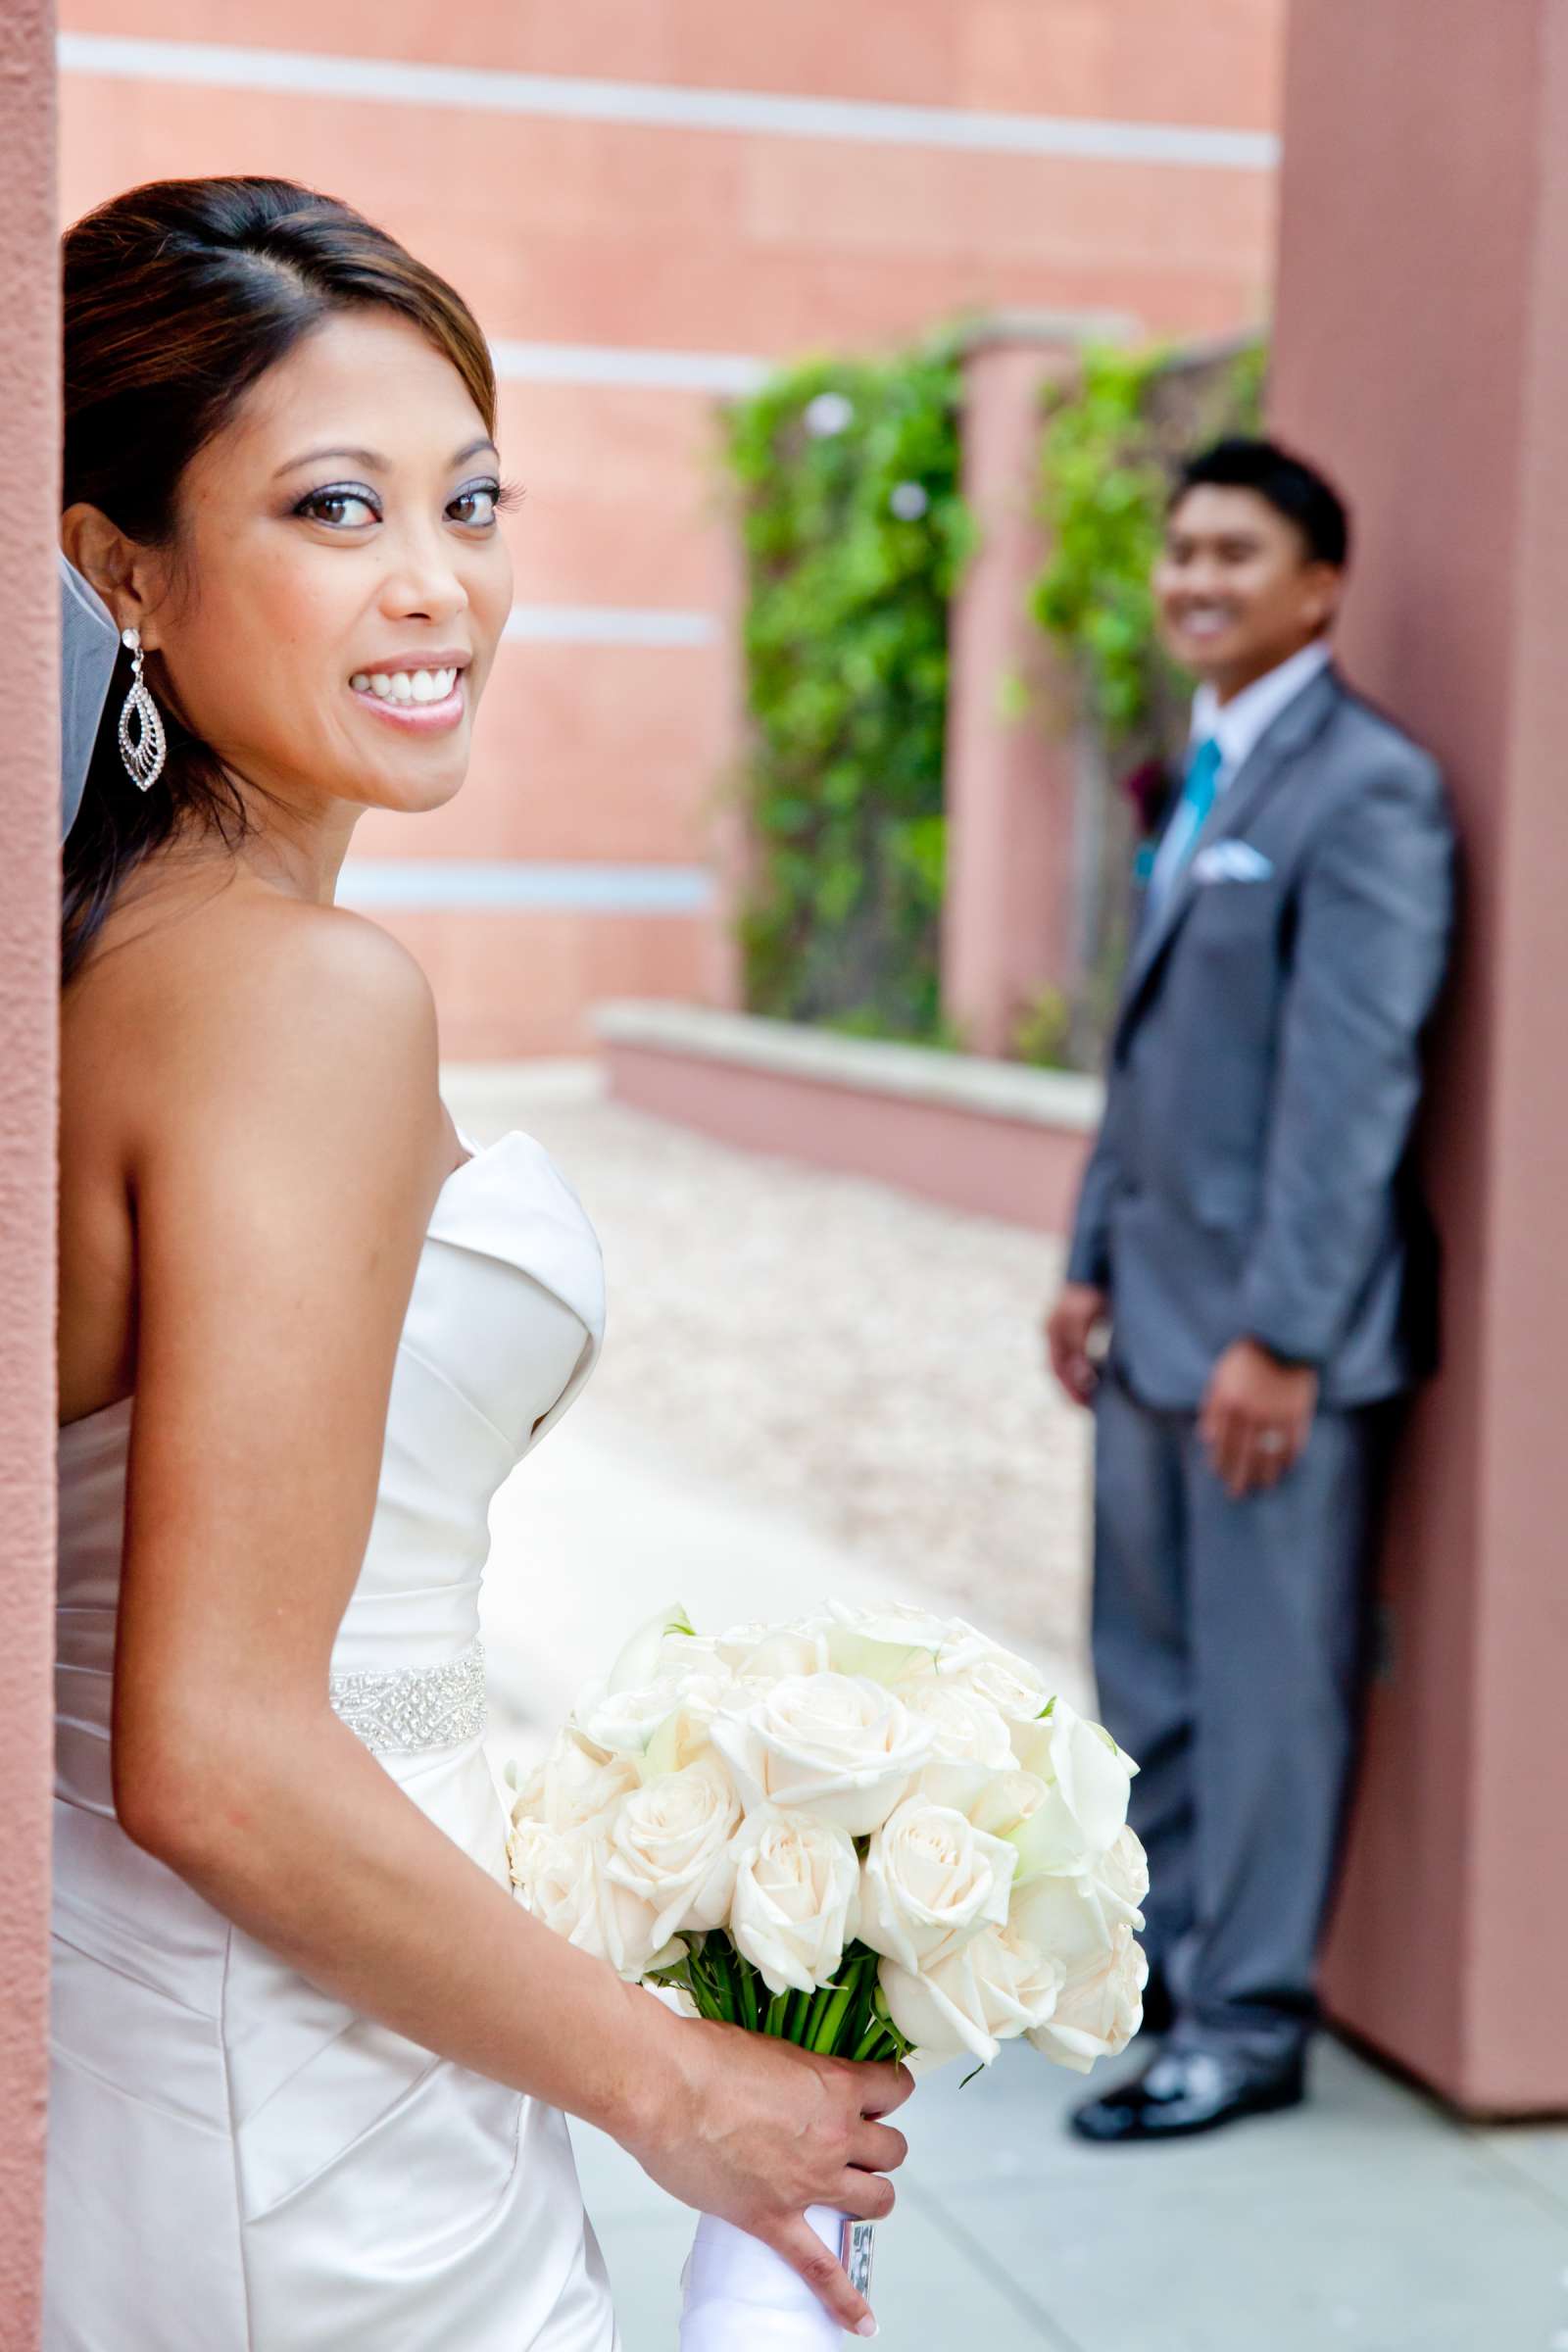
[1192,841,1274,885]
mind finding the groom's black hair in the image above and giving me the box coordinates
[1171,436,1351,570]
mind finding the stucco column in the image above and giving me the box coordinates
[942,336,1083,1058]
[1272,0,1568,2114]
[703,404,749,1013]
[0,0,59,2329]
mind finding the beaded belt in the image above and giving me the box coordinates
[328,1637,488,1754]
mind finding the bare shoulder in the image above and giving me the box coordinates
[66,876,447,1207]
[59,875,452,1421]
[168,886,435,1054]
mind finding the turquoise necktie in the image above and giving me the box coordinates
[1149,735,1223,909]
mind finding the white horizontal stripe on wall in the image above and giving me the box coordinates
[337,860,716,912]
[490,340,768,393]
[503,605,719,647]
[57,34,1280,172]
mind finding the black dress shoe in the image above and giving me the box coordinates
[1069,2047,1305,2144]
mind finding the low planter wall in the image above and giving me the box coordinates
[595,1003,1102,1235]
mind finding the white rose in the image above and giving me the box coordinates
[570,1679,677,1762]
[1025,1922,1148,2074]
[1010,1838,1147,1970]
[858,1797,1017,1974]
[1007,1698,1138,1875]
[905,1684,1016,1810]
[964,1769,1050,1840]
[506,1815,559,1900]
[510,1729,643,1831]
[642,1670,738,1777]
[809,1600,951,1689]
[1097,1826,1151,1920]
[710,1673,934,1836]
[906,1682,1014,1769]
[728,1803,860,1996]
[601,1756,742,1949]
[1012,1869,1149,2073]
[710,1622,827,1680]
[879,1922,1064,2067]
[936,1621,1053,1723]
[513,1821,673,1983]
[654,1630,723,1682]
[836,1600,955,1651]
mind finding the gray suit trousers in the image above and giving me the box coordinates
[1091,1361,1396,2066]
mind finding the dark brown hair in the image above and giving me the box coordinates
[61,175,497,982]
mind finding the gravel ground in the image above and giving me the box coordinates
[445,1062,1093,1672]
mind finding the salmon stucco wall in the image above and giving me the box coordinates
[0,0,60,2333]
[1272,0,1568,2113]
[56,0,1285,1054]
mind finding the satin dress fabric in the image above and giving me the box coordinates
[47,1128,621,2350]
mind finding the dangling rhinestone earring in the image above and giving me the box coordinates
[117,626,167,792]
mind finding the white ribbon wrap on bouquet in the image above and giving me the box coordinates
[679,2206,871,2348]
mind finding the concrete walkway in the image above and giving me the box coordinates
[450,1062,1568,2351]
[568,2038,1568,2351]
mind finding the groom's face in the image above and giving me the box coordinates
[1154,484,1342,701]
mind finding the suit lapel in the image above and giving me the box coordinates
[1114,666,1344,1050]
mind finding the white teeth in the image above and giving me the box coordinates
[350,666,459,704]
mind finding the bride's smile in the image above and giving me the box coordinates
[348,661,468,729]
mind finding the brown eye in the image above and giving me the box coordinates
[297,487,377,527]
[449,485,500,526]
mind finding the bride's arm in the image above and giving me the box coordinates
[111,905,904,2338]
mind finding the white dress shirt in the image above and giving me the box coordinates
[1192,636,1333,788]
[1148,638,1333,907]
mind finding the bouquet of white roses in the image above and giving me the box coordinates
[506,1600,1148,2347]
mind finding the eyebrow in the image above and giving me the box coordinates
[272,434,499,480]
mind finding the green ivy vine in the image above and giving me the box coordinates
[724,346,975,1041]
[1032,339,1267,745]
[1021,338,1267,1069]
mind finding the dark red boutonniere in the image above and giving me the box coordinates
[1123,760,1177,888]
[1124,759,1176,837]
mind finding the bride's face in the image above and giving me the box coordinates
[144,307,514,821]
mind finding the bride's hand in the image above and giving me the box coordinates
[621,2009,912,2337]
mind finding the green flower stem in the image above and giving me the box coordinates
[692,1938,736,2026]
[784,1989,811,2043]
[737,1957,760,2034]
[700,1981,731,2026]
[809,1970,860,2054]
[763,1990,790,2037]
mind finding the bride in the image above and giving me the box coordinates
[51,174,907,2349]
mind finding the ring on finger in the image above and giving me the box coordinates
[1256,1429,1289,1456]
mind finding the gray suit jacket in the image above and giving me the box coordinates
[1066,664,1457,1410]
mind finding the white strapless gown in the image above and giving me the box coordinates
[47,1127,620,2350]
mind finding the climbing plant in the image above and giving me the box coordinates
[1032,338,1268,747]
[1023,336,1268,1069]
[724,346,975,1041]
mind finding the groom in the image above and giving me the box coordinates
[1046,438,1455,2141]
